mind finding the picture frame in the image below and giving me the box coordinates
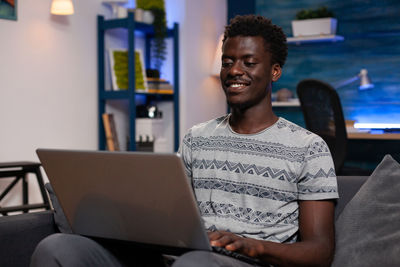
[0,0,17,21]
[108,49,148,91]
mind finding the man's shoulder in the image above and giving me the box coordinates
[273,118,325,146]
[189,115,229,136]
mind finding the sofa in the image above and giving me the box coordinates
[1,155,399,266]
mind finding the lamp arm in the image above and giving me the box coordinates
[333,75,359,89]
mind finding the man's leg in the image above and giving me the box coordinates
[30,233,125,267]
[31,233,167,266]
[172,251,258,267]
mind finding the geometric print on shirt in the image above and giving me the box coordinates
[192,159,298,182]
[198,200,299,227]
[190,136,311,163]
[190,135,332,163]
[193,177,298,202]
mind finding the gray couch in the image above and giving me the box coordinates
[0,173,396,266]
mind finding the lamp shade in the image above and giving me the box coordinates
[51,0,74,15]
[211,34,224,77]
[358,69,374,90]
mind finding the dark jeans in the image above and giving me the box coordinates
[30,233,256,267]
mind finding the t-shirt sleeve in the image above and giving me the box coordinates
[297,136,339,200]
[178,129,193,179]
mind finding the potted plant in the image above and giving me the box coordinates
[291,6,337,37]
[136,0,167,74]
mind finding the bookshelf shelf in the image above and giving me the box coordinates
[100,90,174,100]
[98,12,180,151]
[287,35,344,44]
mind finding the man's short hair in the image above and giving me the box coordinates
[223,15,288,68]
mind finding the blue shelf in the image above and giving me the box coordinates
[287,35,344,44]
[98,12,180,151]
[100,90,174,101]
[100,16,175,37]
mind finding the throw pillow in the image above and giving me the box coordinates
[45,183,73,234]
[332,155,400,267]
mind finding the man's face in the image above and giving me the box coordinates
[220,36,281,110]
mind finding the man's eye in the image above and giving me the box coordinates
[244,62,257,67]
[221,61,233,67]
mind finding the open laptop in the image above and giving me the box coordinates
[36,148,263,265]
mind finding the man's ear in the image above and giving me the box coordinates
[271,64,282,82]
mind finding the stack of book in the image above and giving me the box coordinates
[146,78,174,94]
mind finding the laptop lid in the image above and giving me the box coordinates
[36,148,211,252]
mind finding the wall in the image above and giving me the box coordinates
[179,0,227,135]
[256,0,400,125]
[0,0,104,208]
[0,0,227,209]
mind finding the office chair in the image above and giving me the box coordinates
[296,79,371,175]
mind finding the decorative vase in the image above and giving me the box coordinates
[142,10,154,24]
[291,18,337,37]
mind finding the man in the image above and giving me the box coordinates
[173,15,338,266]
[31,15,338,267]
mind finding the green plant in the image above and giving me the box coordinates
[295,6,334,20]
[136,0,167,73]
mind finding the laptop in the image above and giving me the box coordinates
[36,148,263,265]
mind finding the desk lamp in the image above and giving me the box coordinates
[333,68,374,90]
[50,0,74,15]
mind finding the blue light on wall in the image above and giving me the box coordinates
[256,0,400,126]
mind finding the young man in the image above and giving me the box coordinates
[173,15,338,267]
[31,15,338,267]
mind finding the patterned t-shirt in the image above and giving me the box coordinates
[179,115,338,243]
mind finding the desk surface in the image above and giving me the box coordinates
[347,128,400,140]
[272,99,300,107]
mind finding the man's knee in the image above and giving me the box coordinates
[31,233,68,266]
[30,233,123,267]
[173,251,252,267]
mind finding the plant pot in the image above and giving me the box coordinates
[291,18,337,37]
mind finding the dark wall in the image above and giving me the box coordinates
[227,0,256,22]
[228,0,400,125]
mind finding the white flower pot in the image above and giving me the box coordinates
[291,18,337,37]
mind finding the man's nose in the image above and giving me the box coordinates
[228,61,244,76]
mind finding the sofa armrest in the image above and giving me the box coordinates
[0,210,58,267]
[335,176,369,220]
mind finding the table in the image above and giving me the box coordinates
[0,162,50,215]
[347,130,400,140]
[345,128,400,170]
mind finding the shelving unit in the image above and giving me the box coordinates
[97,12,179,151]
[287,35,344,45]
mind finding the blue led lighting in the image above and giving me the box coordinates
[354,123,400,129]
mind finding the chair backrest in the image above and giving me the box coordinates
[296,79,348,173]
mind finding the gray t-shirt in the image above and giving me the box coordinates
[179,115,338,243]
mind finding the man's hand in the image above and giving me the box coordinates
[206,201,335,267]
[208,230,264,258]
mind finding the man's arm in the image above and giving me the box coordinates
[208,200,335,267]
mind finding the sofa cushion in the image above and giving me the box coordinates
[334,176,368,220]
[45,183,73,234]
[0,211,57,267]
[332,155,400,267]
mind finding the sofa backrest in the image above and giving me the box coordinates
[335,175,368,220]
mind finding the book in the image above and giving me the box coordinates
[146,77,168,82]
[146,79,174,94]
[102,113,120,151]
[108,49,148,91]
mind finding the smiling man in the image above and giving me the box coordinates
[175,15,339,267]
[31,15,338,267]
